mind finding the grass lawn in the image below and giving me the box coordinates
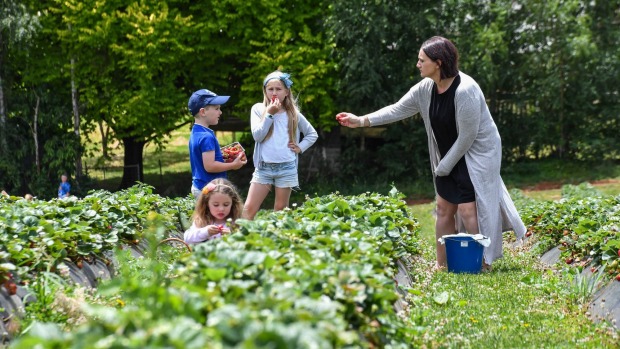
[407,187,620,348]
[408,240,619,348]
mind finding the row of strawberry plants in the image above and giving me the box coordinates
[0,184,193,288]
[12,188,422,348]
[519,189,620,278]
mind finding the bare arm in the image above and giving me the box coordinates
[202,150,247,172]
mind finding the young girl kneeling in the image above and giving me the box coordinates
[184,178,244,244]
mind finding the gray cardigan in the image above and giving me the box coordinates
[250,103,318,169]
[366,72,526,264]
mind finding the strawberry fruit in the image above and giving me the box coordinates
[4,281,17,295]
[221,142,245,163]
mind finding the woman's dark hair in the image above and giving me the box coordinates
[421,36,459,79]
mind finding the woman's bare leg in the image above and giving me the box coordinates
[457,201,478,234]
[457,201,491,270]
[435,195,458,268]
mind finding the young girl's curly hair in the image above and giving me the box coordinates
[192,178,244,228]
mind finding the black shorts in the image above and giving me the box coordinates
[435,157,475,204]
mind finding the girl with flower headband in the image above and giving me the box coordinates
[242,71,318,220]
[184,178,244,244]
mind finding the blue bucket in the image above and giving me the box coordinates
[443,235,485,274]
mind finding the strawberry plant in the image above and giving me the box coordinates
[519,189,620,277]
[0,184,194,283]
[10,188,422,348]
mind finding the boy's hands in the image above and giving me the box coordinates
[231,151,247,169]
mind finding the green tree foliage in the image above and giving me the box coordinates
[0,0,82,198]
[49,0,202,188]
[1,0,619,196]
[46,0,336,189]
[327,0,437,114]
[328,0,619,185]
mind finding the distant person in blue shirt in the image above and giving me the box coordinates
[58,173,71,199]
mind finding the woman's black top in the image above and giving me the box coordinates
[429,75,475,204]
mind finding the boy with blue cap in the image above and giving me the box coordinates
[188,89,247,199]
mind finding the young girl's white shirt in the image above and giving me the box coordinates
[250,103,318,168]
[184,222,230,244]
[260,110,296,163]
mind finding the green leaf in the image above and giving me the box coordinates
[433,291,450,305]
[204,268,227,281]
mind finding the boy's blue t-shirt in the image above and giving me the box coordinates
[189,124,226,190]
[58,182,70,198]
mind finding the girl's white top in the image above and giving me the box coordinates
[260,110,296,163]
[250,103,318,168]
[184,222,228,244]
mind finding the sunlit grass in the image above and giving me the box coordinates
[409,202,436,245]
[83,126,243,181]
[522,189,562,201]
[406,187,620,348]
[406,239,619,348]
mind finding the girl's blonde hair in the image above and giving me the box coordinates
[192,178,244,228]
[261,71,299,142]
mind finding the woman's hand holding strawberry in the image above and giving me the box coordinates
[336,112,364,128]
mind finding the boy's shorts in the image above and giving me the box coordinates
[190,185,202,200]
[251,161,299,189]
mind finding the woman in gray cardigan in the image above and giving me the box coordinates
[336,36,526,271]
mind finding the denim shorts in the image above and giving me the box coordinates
[251,161,299,188]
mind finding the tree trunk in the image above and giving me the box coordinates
[33,95,40,173]
[70,56,83,178]
[119,137,145,189]
[0,31,6,153]
[98,120,109,159]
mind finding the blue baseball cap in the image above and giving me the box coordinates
[188,89,230,116]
